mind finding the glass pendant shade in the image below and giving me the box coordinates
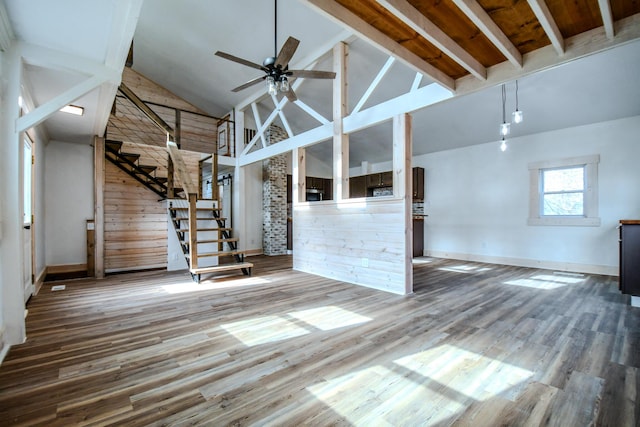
[280,76,289,92]
[500,122,511,136]
[500,137,507,152]
[266,76,277,96]
[512,109,524,124]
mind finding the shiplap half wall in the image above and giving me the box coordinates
[293,198,409,294]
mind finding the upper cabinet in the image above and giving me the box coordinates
[349,167,424,200]
[366,171,393,189]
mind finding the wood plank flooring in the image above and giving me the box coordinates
[0,256,638,426]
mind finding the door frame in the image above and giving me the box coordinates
[22,133,35,302]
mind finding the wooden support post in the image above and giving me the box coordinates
[188,193,198,270]
[93,136,105,279]
[393,113,413,294]
[333,41,349,201]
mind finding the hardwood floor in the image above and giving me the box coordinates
[1,255,638,426]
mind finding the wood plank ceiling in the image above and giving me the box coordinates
[305,0,640,92]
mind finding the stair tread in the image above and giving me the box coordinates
[191,262,253,274]
[195,238,238,244]
[173,217,228,221]
[197,250,246,258]
[169,207,223,211]
[176,228,225,232]
[120,153,140,160]
[138,165,157,173]
[105,140,123,151]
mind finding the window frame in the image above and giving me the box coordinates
[528,155,600,226]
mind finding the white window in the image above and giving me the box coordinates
[528,155,600,226]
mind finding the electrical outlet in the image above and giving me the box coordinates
[361,258,369,268]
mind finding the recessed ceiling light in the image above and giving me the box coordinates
[60,105,84,116]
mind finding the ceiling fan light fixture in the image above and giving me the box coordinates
[266,76,278,96]
[280,76,289,92]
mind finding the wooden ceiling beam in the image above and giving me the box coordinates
[303,0,456,91]
[597,0,615,39]
[376,0,487,80]
[451,0,523,68]
[527,0,565,54]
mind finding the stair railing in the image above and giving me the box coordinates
[167,139,199,270]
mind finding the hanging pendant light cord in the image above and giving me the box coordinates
[274,0,278,57]
[502,84,506,123]
[515,80,519,111]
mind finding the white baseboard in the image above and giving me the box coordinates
[424,250,618,276]
[35,267,47,295]
[0,328,8,365]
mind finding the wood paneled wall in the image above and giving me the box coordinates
[293,198,408,294]
[104,161,168,272]
[107,68,220,154]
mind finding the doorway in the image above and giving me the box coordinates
[22,134,34,303]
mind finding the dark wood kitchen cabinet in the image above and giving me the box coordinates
[366,171,393,188]
[412,167,424,200]
[413,218,424,257]
[619,220,640,296]
[349,175,367,198]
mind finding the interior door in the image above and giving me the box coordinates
[22,135,34,303]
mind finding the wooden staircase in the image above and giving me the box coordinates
[168,203,252,283]
[104,139,182,199]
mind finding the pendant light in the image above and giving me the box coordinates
[512,80,524,124]
[499,84,510,137]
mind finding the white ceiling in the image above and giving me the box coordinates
[4,0,640,165]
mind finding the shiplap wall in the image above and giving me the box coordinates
[104,162,168,272]
[103,144,203,272]
[293,198,408,294]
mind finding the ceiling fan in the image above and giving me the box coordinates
[214,0,336,102]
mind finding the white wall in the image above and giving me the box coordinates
[44,140,94,266]
[414,116,640,275]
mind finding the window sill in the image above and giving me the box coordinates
[527,217,601,227]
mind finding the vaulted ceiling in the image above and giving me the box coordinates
[3,0,640,166]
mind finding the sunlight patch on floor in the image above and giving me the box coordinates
[220,315,309,346]
[438,264,493,274]
[288,306,371,331]
[306,344,532,425]
[503,273,584,290]
[161,276,272,294]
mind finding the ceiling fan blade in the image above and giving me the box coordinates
[275,37,300,70]
[283,87,298,102]
[215,51,265,71]
[231,76,265,92]
[288,70,336,79]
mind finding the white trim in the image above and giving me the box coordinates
[293,99,330,125]
[410,73,423,92]
[0,327,9,364]
[16,73,118,133]
[425,250,618,276]
[353,56,396,114]
[528,154,600,227]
